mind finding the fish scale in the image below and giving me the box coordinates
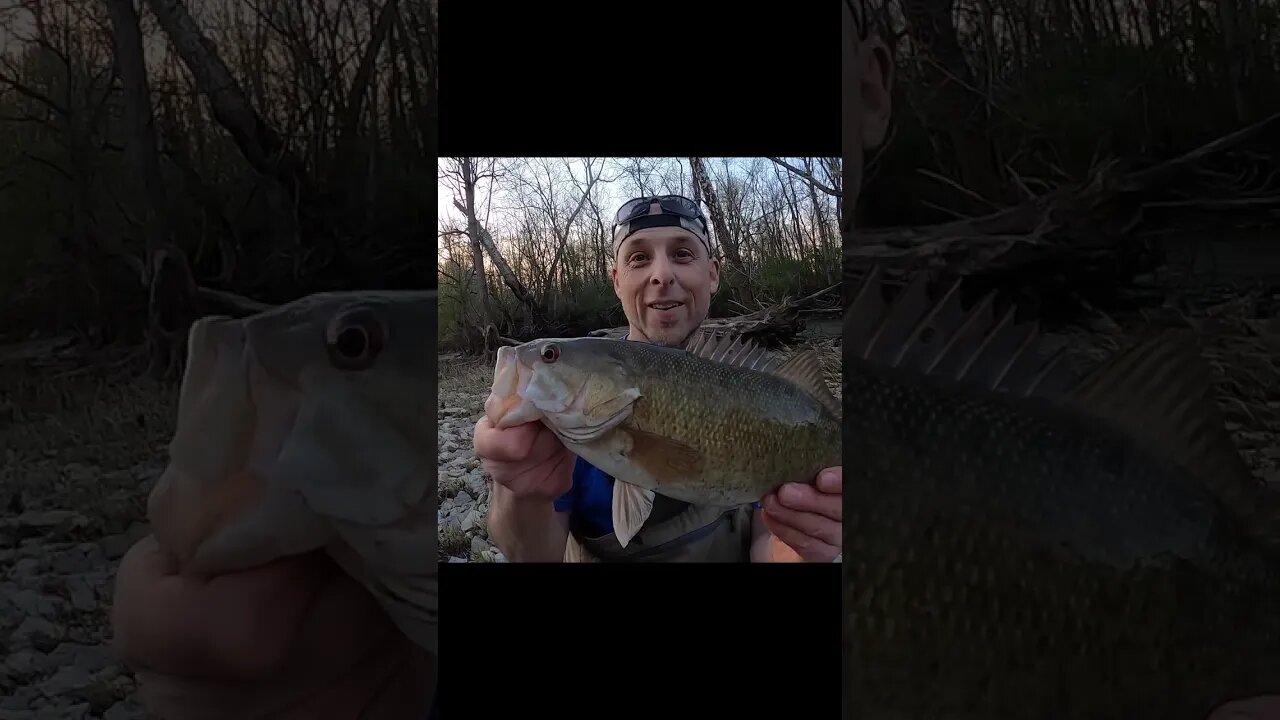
[845,359,1280,719]
[620,340,839,504]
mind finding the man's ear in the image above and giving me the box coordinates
[708,257,720,294]
[609,264,621,294]
[860,34,894,149]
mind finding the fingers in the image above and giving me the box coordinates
[501,448,574,499]
[760,506,840,562]
[271,558,402,683]
[758,471,843,562]
[474,416,563,465]
[775,478,842,522]
[473,416,539,463]
[474,416,573,500]
[762,491,841,549]
[1206,697,1280,720]
[127,553,409,720]
[111,536,332,679]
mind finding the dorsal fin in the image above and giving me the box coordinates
[844,264,1077,399]
[684,331,839,415]
[684,331,781,374]
[774,349,841,416]
[1065,328,1280,556]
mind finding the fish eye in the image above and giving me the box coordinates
[540,344,560,363]
[326,308,386,370]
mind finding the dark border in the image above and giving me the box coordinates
[439,563,840,716]
[439,1,839,157]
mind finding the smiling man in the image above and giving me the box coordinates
[475,194,844,563]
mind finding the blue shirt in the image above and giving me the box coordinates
[553,456,762,538]
[553,456,622,538]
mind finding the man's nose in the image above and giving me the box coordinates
[648,256,675,285]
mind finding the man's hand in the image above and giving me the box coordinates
[1207,696,1280,719]
[759,466,842,562]
[110,535,435,720]
[475,416,575,561]
[473,416,573,502]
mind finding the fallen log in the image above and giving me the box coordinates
[845,111,1280,284]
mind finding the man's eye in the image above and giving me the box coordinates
[629,253,647,263]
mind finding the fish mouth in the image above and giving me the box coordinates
[150,315,264,568]
[485,346,544,428]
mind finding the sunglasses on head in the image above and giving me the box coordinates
[613,195,708,230]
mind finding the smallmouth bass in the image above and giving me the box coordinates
[484,332,842,546]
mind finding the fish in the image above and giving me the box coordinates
[840,266,1280,720]
[147,289,437,654]
[483,332,843,547]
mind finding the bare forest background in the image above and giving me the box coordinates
[0,0,436,379]
[437,157,843,352]
[857,0,1280,227]
[849,0,1280,323]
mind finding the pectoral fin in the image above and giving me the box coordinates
[612,480,655,549]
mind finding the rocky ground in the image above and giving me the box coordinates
[437,357,506,564]
[436,334,845,563]
[1,342,174,719]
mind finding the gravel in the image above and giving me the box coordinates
[437,358,507,563]
[1,357,174,720]
[0,500,156,719]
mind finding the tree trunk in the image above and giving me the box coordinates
[458,158,495,332]
[107,0,201,380]
[690,157,755,304]
[143,0,315,259]
[901,0,1006,210]
[452,199,546,323]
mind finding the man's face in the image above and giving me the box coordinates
[610,227,720,347]
[843,10,894,233]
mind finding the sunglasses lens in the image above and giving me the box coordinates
[614,198,646,224]
[614,196,708,237]
[654,197,684,217]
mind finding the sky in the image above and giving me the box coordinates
[438,157,703,234]
[436,157,839,261]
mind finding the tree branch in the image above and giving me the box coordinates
[767,156,841,197]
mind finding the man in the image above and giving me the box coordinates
[476,194,843,563]
[106,10,1275,719]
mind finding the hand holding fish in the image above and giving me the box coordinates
[110,535,434,720]
[473,415,574,501]
[759,466,842,562]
